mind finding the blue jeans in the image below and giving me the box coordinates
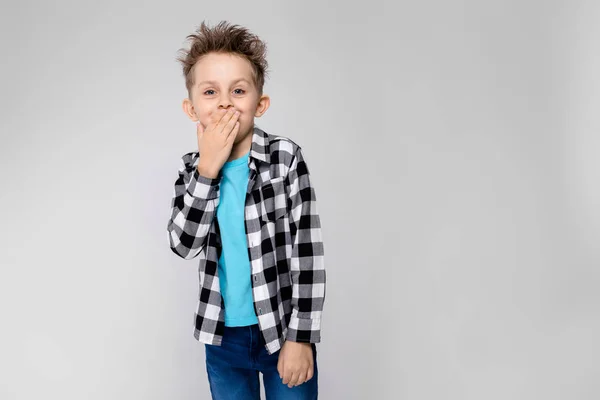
[204,323,319,399]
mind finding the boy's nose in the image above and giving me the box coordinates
[218,99,234,109]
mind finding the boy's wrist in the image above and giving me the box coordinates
[196,164,219,179]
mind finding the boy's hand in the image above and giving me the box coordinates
[196,108,240,178]
[277,341,314,388]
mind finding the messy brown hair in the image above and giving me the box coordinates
[176,20,269,99]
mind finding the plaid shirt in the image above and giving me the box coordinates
[167,126,326,355]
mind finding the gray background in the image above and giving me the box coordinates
[1,0,599,399]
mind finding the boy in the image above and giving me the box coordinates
[167,21,326,399]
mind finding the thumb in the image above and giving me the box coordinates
[196,121,204,137]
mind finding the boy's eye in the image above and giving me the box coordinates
[203,89,245,95]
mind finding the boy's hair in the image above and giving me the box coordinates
[176,20,269,99]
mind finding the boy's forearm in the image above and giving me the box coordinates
[287,214,326,342]
[167,155,221,259]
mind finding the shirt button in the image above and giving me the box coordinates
[258,308,262,315]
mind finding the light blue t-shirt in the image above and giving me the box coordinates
[216,150,258,326]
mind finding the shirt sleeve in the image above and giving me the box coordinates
[167,153,221,260]
[285,146,326,343]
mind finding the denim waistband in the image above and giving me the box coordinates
[223,323,262,349]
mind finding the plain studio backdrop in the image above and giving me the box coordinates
[1,1,599,399]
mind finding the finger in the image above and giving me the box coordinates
[203,109,226,133]
[218,108,238,134]
[282,370,292,385]
[205,109,227,132]
[215,108,237,133]
[223,110,240,135]
[214,108,228,123]
[288,371,299,387]
[295,372,307,386]
[225,121,240,141]
[225,122,239,147]
[196,121,204,137]
[305,366,314,382]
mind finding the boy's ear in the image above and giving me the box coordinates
[182,98,199,122]
[254,95,270,118]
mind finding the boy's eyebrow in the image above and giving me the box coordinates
[197,78,251,87]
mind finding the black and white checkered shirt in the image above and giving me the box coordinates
[167,126,326,355]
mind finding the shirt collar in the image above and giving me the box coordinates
[249,125,270,164]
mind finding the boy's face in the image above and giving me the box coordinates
[183,52,269,143]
